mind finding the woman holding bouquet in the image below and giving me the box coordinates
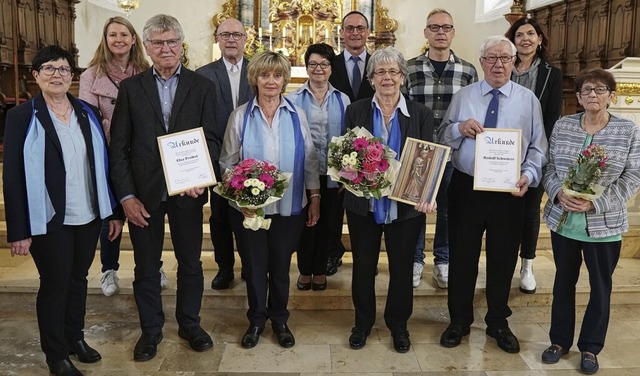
[287,43,351,291]
[220,51,320,349]
[541,68,640,374]
[343,47,437,353]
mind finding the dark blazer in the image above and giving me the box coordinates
[530,62,563,139]
[195,58,253,161]
[109,66,218,211]
[342,98,434,222]
[329,51,375,102]
[3,93,115,242]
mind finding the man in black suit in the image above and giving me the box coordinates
[326,10,375,276]
[109,14,218,361]
[196,18,253,290]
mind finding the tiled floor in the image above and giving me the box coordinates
[1,249,640,375]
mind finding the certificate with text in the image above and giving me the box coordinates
[473,128,521,192]
[157,127,217,196]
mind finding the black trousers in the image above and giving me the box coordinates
[129,199,204,334]
[519,183,546,259]
[297,176,344,275]
[447,169,524,329]
[549,232,620,354]
[346,210,424,335]
[209,189,240,270]
[30,218,101,361]
[230,208,305,327]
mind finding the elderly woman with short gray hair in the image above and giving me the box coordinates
[342,47,436,353]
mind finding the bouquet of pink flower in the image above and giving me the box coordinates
[213,159,290,230]
[557,144,608,231]
[327,126,400,199]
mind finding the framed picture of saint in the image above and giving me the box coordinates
[389,138,450,205]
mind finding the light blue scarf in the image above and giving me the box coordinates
[23,99,115,235]
[241,97,305,216]
[372,105,401,224]
[295,88,345,189]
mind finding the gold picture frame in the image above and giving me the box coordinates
[389,137,450,205]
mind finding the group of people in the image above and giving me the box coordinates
[2,7,639,376]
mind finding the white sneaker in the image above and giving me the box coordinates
[519,258,536,294]
[101,269,120,297]
[160,267,169,290]
[412,262,424,288]
[432,264,448,289]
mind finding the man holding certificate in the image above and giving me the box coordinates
[437,35,547,354]
[109,15,218,361]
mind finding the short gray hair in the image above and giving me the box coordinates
[143,14,184,43]
[479,35,516,57]
[366,47,408,80]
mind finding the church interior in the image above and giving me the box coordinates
[1,0,640,374]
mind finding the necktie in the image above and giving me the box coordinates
[350,56,362,98]
[484,89,500,128]
[230,64,239,73]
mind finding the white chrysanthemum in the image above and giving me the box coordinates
[257,181,266,190]
[348,157,358,166]
[350,151,358,158]
[251,187,261,195]
[243,179,252,187]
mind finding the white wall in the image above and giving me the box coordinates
[75,0,511,74]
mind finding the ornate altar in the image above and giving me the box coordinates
[212,0,398,67]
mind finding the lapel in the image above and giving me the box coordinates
[239,61,252,105]
[213,60,234,111]
[33,94,63,158]
[534,63,550,99]
[71,97,96,169]
[335,53,355,99]
[169,67,192,132]
[140,69,165,131]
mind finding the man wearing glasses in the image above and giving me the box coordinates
[405,8,478,290]
[110,14,218,361]
[326,10,375,277]
[196,18,252,291]
[437,35,547,354]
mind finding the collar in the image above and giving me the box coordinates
[301,81,338,96]
[152,64,182,80]
[251,95,297,113]
[344,49,367,62]
[222,57,244,71]
[481,80,513,97]
[371,94,410,118]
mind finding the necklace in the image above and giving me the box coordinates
[48,101,71,119]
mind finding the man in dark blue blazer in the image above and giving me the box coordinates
[109,15,218,361]
[196,18,253,290]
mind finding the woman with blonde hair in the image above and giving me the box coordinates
[79,16,154,298]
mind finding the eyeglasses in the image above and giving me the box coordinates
[481,55,514,64]
[373,69,401,77]
[217,32,246,41]
[580,86,610,96]
[307,61,331,70]
[147,39,181,49]
[344,25,368,34]
[39,65,72,77]
[426,24,454,33]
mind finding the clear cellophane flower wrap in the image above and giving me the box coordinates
[327,126,400,199]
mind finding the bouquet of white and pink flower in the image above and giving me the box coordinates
[213,159,290,230]
[557,144,608,231]
[327,126,400,199]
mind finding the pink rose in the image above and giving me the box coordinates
[362,161,377,173]
[365,146,383,162]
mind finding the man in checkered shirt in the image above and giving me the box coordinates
[405,8,478,289]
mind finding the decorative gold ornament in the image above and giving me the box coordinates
[625,96,634,105]
[375,0,397,33]
[117,0,140,16]
[615,82,640,96]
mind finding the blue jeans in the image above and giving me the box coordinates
[100,219,122,273]
[414,161,453,265]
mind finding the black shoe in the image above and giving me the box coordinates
[486,326,520,353]
[296,275,311,290]
[392,331,411,353]
[133,332,163,361]
[326,257,342,276]
[312,275,327,291]
[46,358,82,376]
[541,345,568,364]
[440,324,470,348]
[241,325,264,348]
[68,339,101,363]
[581,352,599,374]
[211,268,234,290]
[272,323,295,348]
[349,327,370,350]
[178,325,213,352]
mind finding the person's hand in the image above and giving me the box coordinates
[557,191,594,213]
[108,219,124,241]
[11,238,32,257]
[306,198,321,227]
[240,208,257,218]
[414,201,437,213]
[458,118,484,139]
[512,175,529,197]
[180,187,205,198]
[122,197,150,227]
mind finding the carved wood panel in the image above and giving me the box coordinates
[0,0,14,66]
[18,0,38,64]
